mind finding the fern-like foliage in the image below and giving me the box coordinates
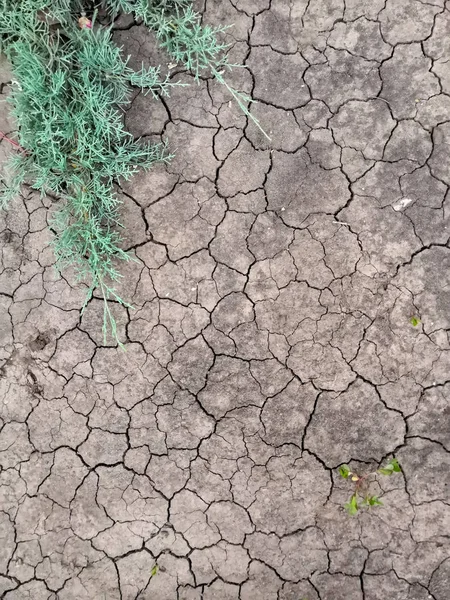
[102,0,267,131]
[0,0,260,343]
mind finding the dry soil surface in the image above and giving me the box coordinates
[1,1,450,599]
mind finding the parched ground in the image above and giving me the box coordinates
[1,0,450,598]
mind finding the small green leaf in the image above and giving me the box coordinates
[339,464,351,479]
[150,565,158,578]
[389,458,401,473]
[367,495,383,507]
[378,466,394,476]
[378,458,401,476]
[344,494,359,515]
[410,316,420,327]
[345,502,358,515]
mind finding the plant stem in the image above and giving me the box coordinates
[0,130,26,153]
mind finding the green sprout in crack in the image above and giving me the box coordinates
[150,564,158,578]
[339,458,401,516]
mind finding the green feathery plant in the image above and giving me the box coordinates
[103,0,267,130]
[0,0,264,344]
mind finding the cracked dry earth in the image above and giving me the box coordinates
[2,0,450,599]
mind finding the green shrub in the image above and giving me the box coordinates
[0,1,261,342]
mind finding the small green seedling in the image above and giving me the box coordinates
[339,458,401,515]
[377,457,401,476]
[150,564,158,577]
[410,316,421,327]
[344,493,359,516]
